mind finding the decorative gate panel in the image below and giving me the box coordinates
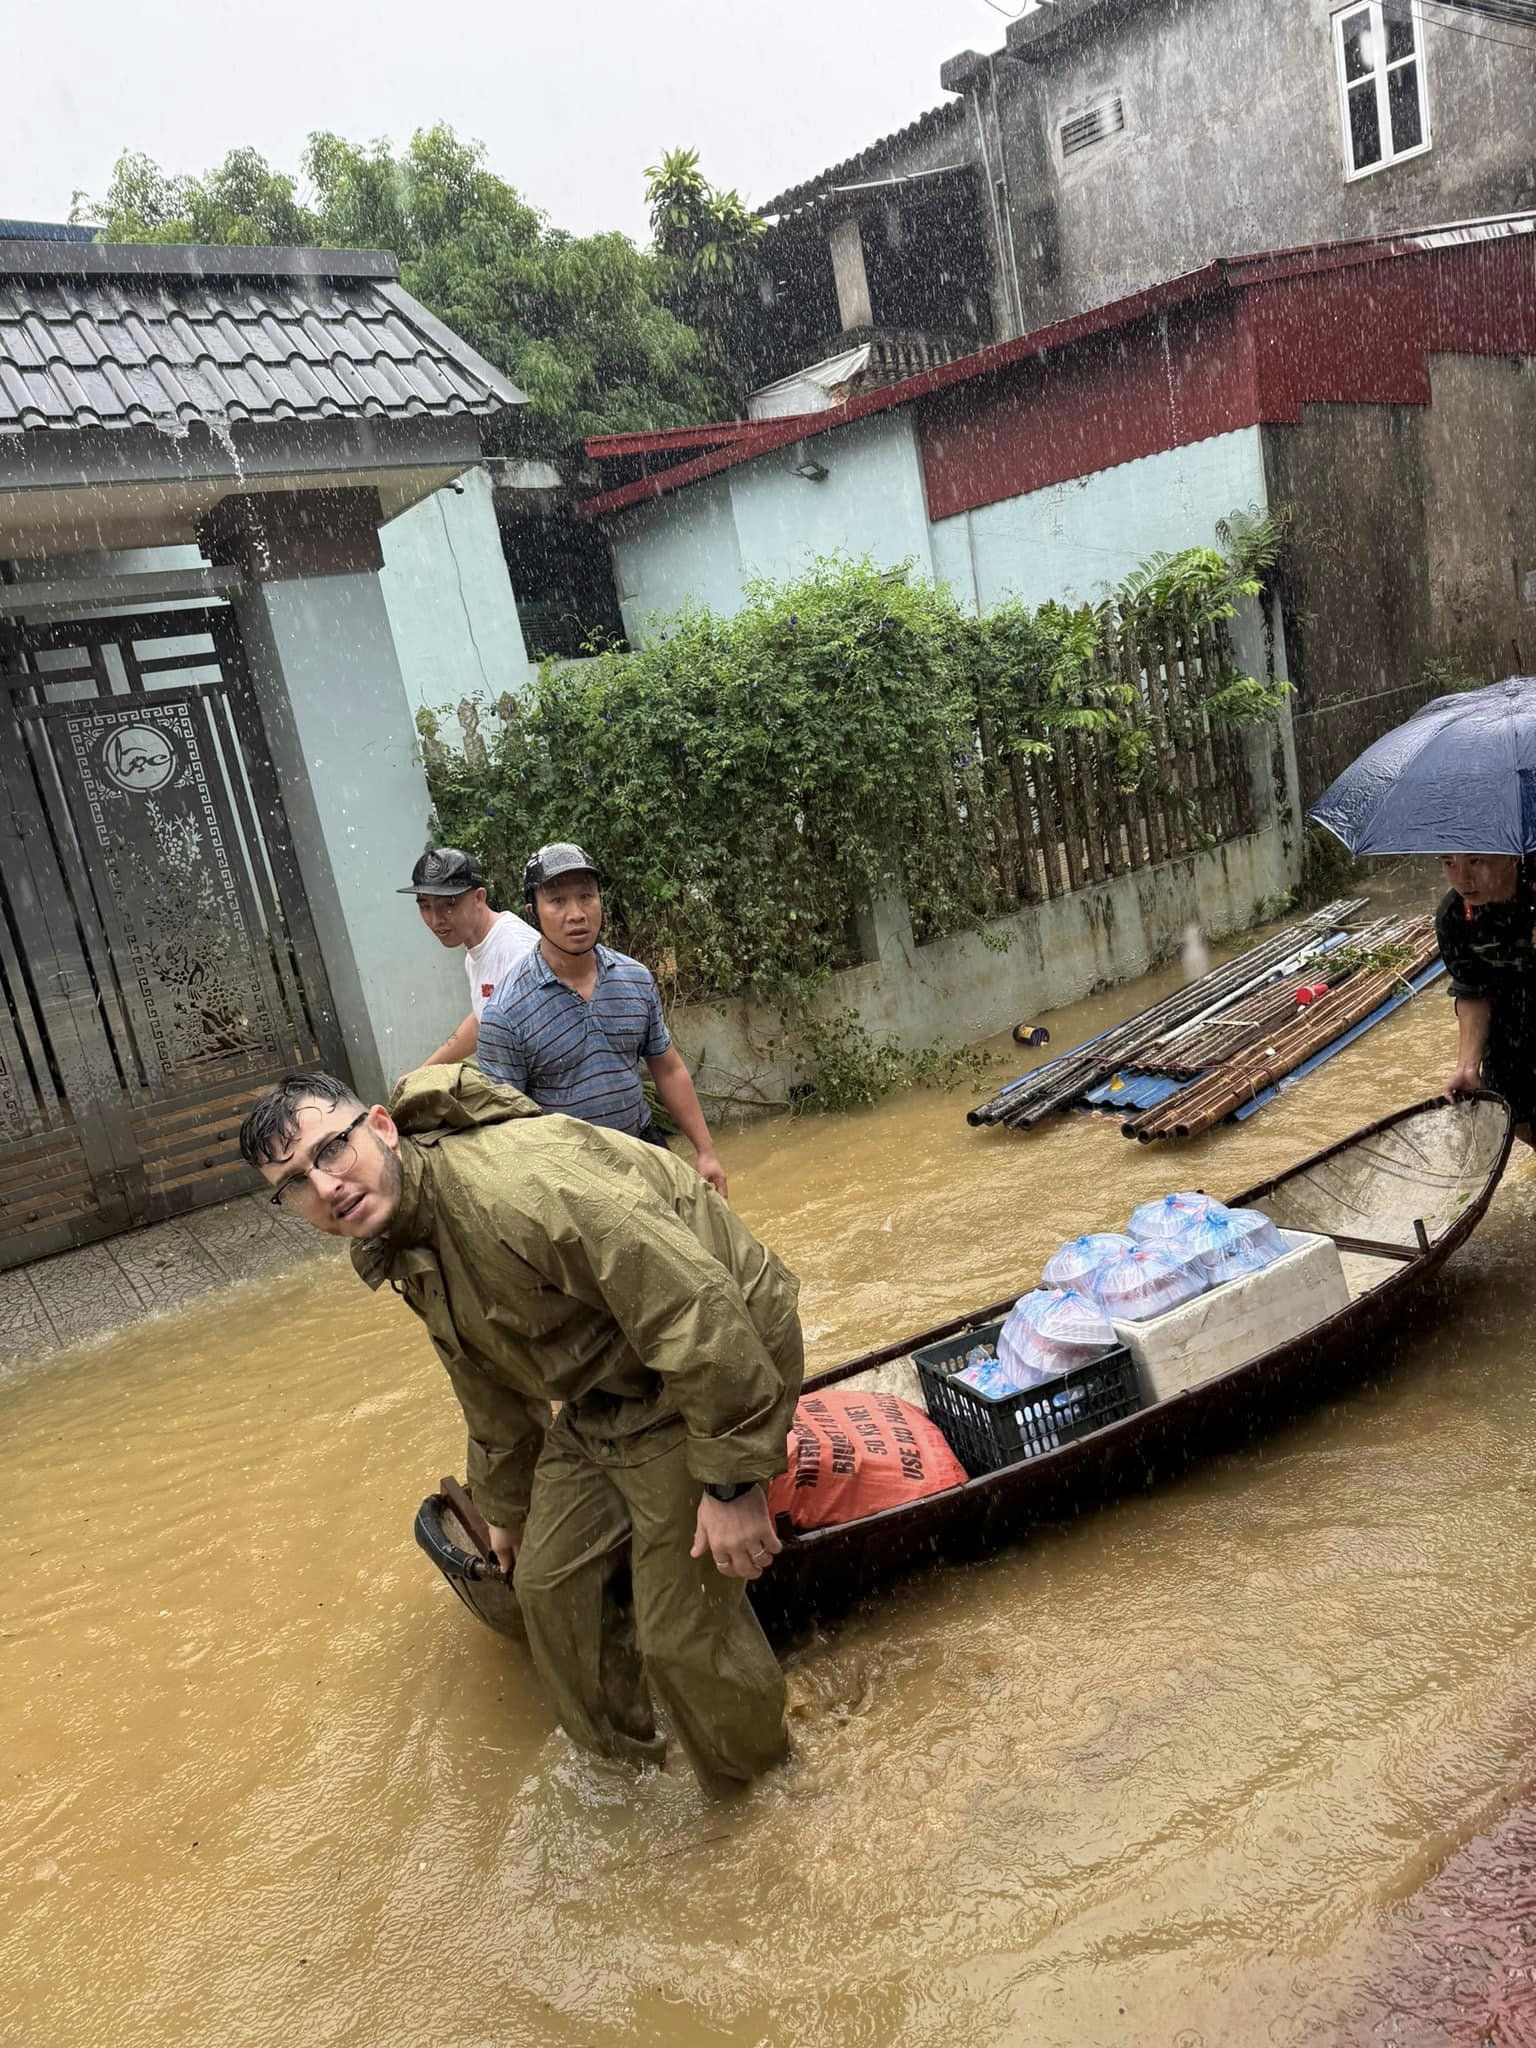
[0,605,345,1270]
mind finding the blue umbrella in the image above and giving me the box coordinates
[1309,676,1536,855]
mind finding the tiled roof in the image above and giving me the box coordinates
[758,101,968,220]
[0,242,523,436]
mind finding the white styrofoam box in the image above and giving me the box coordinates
[1112,1229,1349,1404]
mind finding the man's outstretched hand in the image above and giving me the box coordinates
[691,1487,781,1580]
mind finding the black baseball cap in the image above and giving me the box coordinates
[398,847,486,896]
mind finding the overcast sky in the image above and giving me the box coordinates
[6,0,1014,241]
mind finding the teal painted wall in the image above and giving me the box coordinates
[234,569,466,1096]
[378,467,533,723]
[728,414,934,586]
[608,473,746,646]
[606,414,933,645]
[928,428,1271,610]
[603,419,1270,634]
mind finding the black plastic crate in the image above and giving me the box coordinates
[913,1318,1142,1477]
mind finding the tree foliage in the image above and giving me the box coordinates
[77,128,741,459]
[643,147,764,407]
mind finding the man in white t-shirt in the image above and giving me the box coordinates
[401,847,538,1067]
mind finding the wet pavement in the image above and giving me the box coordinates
[0,1195,339,1371]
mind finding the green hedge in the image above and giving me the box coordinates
[424,527,1285,1016]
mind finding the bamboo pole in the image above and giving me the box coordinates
[1117,624,1163,867]
[1078,729,1108,886]
[1053,740,1089,893]
[967,898,1369,1128]
[977,707,1019,909]
[1120,921,1439,1141]
[1136,619,1186,857]
[1008,754,1046,903]
[1034,746,1070,897]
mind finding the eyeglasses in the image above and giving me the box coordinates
[269,1111,370,1211]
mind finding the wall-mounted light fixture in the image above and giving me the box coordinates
[794,457,829,483]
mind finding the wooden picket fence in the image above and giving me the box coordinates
[930,612,1261,930]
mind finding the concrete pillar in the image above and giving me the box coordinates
[378,467,534,726]
[202,489,466,1098]
[828,215,874,333]
[853,884,915,969]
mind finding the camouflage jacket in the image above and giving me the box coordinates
[353,1066,801,1526]
[1435,886,1536,1050]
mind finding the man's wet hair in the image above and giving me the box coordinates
[238,1071,363,1169]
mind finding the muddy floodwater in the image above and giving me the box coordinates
[7,915,1536,2046]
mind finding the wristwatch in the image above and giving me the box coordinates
[704,1480,757,1503]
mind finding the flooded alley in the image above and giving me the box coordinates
[8,3,1536,2037]
[6,934,1536,2048]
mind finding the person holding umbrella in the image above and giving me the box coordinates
[1435,854,1536,1135]
[1310,675,1536,1139]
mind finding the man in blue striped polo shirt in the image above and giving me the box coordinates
[477,842,729,1197]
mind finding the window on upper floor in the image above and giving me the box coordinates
[1334,1,1431,179]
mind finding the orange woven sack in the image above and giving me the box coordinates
[766,1389,967,1531]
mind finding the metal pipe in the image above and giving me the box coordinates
[988,54,1029,338]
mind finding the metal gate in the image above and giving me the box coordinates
[0,604,345,1270]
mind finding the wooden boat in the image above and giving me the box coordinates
[414,1094,1513,1638]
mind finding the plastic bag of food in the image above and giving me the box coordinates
[999,1287,1117,1383]
[1222,1208,1289,1265]
[1089,1244,1206,1321]
[1128,1191,1230,1244]
[1043,1231,1136,1291]
[765,1389,968,1530]
[956,1343,1024,1397]
[1168,1209,1283,1287]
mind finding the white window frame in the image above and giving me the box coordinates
[1333,0,1432,182]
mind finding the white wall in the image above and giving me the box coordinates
[671,766,1298,1119]
[928,428,1272,610]
[234,570,466,1099]
[728,413,934,586]
[606,413,934,646]
[608,473,746,647]
[377,467,533,724]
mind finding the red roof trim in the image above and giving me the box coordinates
[577,264,1231,519]
[576,214,1536,522]
[583,422,779,458]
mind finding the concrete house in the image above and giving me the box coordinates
[747,0,1536,386]
[584,215,1536,808]
[0,238,526,1268]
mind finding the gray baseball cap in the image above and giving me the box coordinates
[398,847,486,896]
[522,842,598,896]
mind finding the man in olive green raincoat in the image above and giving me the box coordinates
[237,1063,804,1794]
